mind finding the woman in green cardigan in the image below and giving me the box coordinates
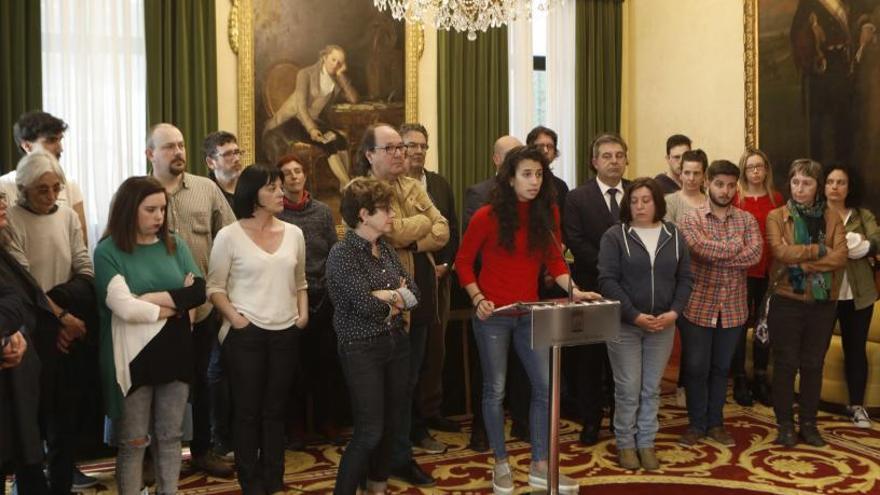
[94,177,205,495]
[825,165,880,429]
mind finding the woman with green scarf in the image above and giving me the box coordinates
[766,159,847,448]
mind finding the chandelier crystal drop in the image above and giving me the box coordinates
[374,0,563,40]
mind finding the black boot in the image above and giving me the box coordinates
[752,373,771,406]
[733,375,753,406]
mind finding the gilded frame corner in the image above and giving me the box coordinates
[744,0,758,150]
[231,0,422,166]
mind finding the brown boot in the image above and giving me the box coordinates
[618,448,640,470]
[638,448,660,471]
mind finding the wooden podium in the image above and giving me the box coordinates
[496,299,620,494]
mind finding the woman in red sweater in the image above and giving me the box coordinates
[456,146,597,494]
[731,149,784,406]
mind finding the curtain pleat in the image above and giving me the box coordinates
[575,0,623,183]
[0,0,42,173]
[144,0,217,177]
[437,28,509,224]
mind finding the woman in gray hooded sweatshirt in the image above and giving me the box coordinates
[598,177,693,472]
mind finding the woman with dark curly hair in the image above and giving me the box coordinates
[455,145,598,494]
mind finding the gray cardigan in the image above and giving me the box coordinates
[597,222,693,325]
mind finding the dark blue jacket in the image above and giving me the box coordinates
[597,222,693,325]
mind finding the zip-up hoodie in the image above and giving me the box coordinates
[597,221,694,325]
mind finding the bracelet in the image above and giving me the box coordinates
[471,292,483,303]
[473,297,486,308]
[390,290,400,304]
[57,310,69,320]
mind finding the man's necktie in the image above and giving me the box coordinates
[608,188,620,222]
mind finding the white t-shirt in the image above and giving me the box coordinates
[207,221,308,342]
[0,169,85,208]
[632,225,663,266]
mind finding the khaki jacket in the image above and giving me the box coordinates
[766,206,847,302]
[842,208,880,310]
[384,175,450,325]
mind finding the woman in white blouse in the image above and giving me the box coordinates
[208,164,308,495]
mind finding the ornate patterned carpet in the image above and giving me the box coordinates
[29,392,880,494]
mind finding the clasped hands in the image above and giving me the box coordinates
[635,311,678,332]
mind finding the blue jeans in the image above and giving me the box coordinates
[473,314,549,462]
[390,323,428,469]
[335,332,409,495]
[607,322,675,449]
[679,317,743,432]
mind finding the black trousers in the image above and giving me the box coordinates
[289,295,346,432]
[836,300,874,406]
[768,296,836,426]
[190,311,220,458]
[576,342,614,427]
[224,324,298,495]
[732,276,771,377]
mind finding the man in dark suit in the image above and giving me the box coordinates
[461,135,522,231]
[460,134,523,452]
[400,123,461,451]
[564,133,631,445]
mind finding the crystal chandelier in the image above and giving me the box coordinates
[374,0,563,41]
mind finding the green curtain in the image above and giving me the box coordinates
[437,27,509,222]
[0,0,42,173]
[145,0,217,177]
[575,0,623,183]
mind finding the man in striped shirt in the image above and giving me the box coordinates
[677,160,761,448]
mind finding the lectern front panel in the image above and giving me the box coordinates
[529,299,621,349]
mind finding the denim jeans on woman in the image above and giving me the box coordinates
[116,380,189,495]
[678,317,743,432]
[334,331,409,495]
[607,322,675,449]
[473,314,550,462]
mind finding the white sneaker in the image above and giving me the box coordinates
[528,466,579,492]
[849,405,872,428]
[492,461,515,494]
[676,386,687,408]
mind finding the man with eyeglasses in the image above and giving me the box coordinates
[526,126,569,221]
[203,131,244,209]
[147,123,237,478]
[353,123,449,489]
[400,123,460,453]
[564,133,631,446]
[655,134,692,194]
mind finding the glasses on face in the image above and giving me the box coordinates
[745,164,766,172]
[535,143,555,152]
[34,184,64,196]
[405,143,429,153]
[215,148,244,159]
[600,152,626,161]
[373,144,407,155]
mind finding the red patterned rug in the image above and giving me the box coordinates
[26,392,879,494]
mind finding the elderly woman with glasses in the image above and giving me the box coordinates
[5,149,97,493]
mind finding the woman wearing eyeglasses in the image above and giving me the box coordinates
[730,149,783,407]
[456,145,598,494]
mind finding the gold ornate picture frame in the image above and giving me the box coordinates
[230,0,422,169]
[742,0,880,215]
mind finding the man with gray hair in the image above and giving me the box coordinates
[147,123,236,477]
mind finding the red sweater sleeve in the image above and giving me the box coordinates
[455,205,490,287]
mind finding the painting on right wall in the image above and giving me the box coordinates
[747,0,880,212]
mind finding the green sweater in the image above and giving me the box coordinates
[94,235,202,419]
